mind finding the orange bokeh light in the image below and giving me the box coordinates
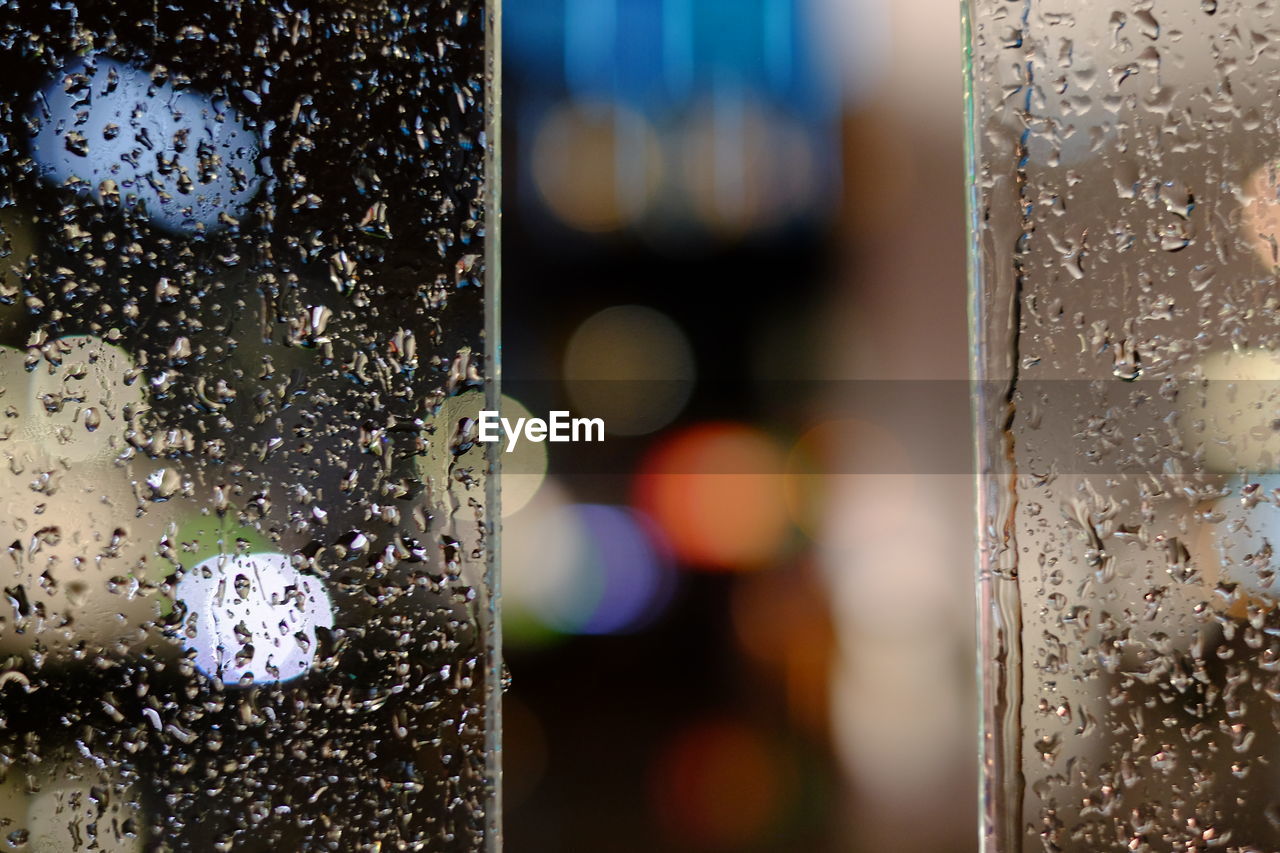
[633,423,791,571]
[650,718,791,850]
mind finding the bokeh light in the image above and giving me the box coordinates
[784,417,915,537]
[681,95,817,237]
[415,390,545,517]
[30,56,266,234]
[172,517,273,570]
[503,480,676,643]
[819,468,976,849]
[496,395,549,517]
[650,717,795,850]
[531,100,662,233]
[574,503,675,635]
[499,0,976,849]
[16,334,144,465]
[633,422,790,570]
[510,0,843,245]
[1188,348,1280,474]
[26,757,144,853]
[0,334,169,658]
[730,562,835,737]
[1245,162,1280,267]
[174,552,333,685]
[563,304,695,437]
[501,478,586,647]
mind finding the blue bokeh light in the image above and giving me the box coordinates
[30,57,267,234]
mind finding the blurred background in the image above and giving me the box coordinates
[498,1,974,850]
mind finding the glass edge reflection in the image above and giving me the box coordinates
[484,0,504,849]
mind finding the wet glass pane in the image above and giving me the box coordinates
[0,0,499,849]
[970,0,1280,850]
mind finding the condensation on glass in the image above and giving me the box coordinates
[0,0,500,850]
[969,0,1280,850]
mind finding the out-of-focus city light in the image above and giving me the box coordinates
[573,504,675,634]
[174,552,334,685]
[497,395,549,517]
[27,758,144,853]
[501,478,585,646]
[681,96,817,237]
[508,0,842,241]
[650,717,795,850]
[633,422,790,570]
[1245,163,1280,267]
[30,57,266,234]
[730,562,834,736]
[531,100,662,233]
[820,470,973,851]
[1188,348,1280,474]
[16,334,144,465]
[0,335,169,658]
[172,518,273,571]
[563,305,695,436]
[503,479,676,641]
[810,0,887,106]
[1194,475,1280,606]
[784,418,914,537]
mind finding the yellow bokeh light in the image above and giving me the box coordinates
[564,304,695,436]
[414,391,546,517]
[531,100,663,233]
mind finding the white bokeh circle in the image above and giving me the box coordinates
[175,552,333,684]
